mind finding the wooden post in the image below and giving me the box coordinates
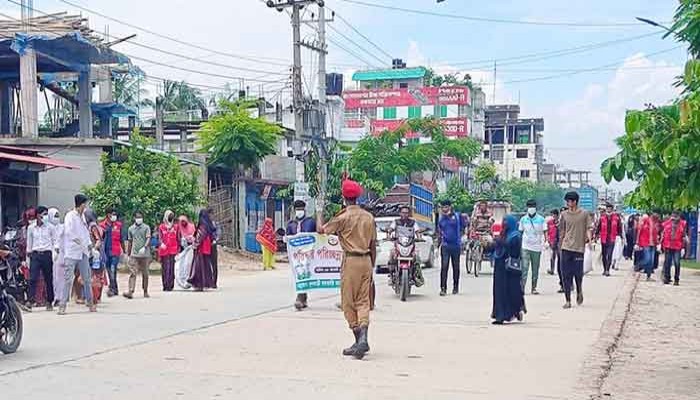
[19,48,38,138]
[78,70,93,138]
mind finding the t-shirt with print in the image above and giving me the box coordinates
[519,214,547,252]
[128,223,151,258]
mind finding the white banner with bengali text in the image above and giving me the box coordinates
[287,233,343,293]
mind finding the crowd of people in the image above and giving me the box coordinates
[14,194,221,315]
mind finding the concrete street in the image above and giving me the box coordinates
[1,256,633,399]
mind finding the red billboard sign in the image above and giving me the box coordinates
[343,86,470,109]
[370,117,469,138]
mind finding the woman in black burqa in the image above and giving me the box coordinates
[491,214,526,325]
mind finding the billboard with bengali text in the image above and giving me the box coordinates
[343,86,470,109]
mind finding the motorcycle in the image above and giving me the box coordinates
[389,225,417,302]
[0,243,29,308]
[0,249,23,354]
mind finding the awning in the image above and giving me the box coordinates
[0,151,80,170]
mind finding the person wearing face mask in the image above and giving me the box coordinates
[158,210,179,291]
[60,194,95,314]
[25,206,56,311]
[286,200,317,310]
[124,211,152,299]
[100,207,124,297]
[595,203,623,277]
[518,200,547,295]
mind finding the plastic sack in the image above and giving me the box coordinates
[175,246,193,289]
[612,236,624,262]
[583,245,594,275]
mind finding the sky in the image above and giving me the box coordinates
[0,0,687,192]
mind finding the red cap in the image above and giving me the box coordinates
[341,179,363,199]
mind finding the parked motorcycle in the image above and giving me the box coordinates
[389,225,417,302]
[0,243,29,308]
[0,249,23,354]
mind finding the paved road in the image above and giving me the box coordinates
[1,257,630,399]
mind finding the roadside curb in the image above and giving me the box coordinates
[577,269,641,399]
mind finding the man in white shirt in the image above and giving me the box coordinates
[59,194,95,314]
[26,206,56,311]
[519,199,548,295]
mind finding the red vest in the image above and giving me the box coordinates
[158,223,179,257]
[662,219,687,250]
[637,216,660,248]
[599,213,621,244]
[100,220,123,256]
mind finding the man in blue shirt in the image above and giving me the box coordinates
[286,200,317,311]
[519,199,547,295]
[437,200,469,296]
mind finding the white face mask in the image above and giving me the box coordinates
[41,215,49,225]
[135,218,143,225]
[110,215,117,222]
[527,207,536,215]
[295,210,305,219]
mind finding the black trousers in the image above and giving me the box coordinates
[551,246,562,288]
[440,246,461,291]
[29,250,54,304]
[601,243,615,273]
[561,250,583,303]
[211,243,218,288]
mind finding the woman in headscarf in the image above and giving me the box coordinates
[491,215,526,325]
[187,209,215,291]
[158,210,179,291]
[178,215,196,249]
[84,209,106,304]
[47,208,64,307]
[256,217,277,270]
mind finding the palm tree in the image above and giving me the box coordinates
[113,71,155,109]
[158,80,207,120]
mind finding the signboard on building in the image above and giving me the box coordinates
[343,86,470,109]
[578,186,599,213]
[370,117,470,138]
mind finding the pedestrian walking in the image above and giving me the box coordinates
[546,209,563,292]
[661,210,687,285]
[595,203,623,276]
[635,211,661,281]
[100,207,124,297]
[178,215,196,249]
[257,218,277,271]
[286,200,317,311]
[188,209,216,291]
[123,212,151,299]
[559,192,593,309]
[491,216,526,325]
[318,179,376,359]
[25,206,56,311]
[437,200,468,296]
[209,209,220,289]
[159,210,179,291]
[85,209,106,304]
[47,208,63,308]
[519,200,547,295]
[59,194,94,314]
[624,214,638,261]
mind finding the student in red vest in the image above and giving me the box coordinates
[661,210,688,285]
[595,203,623,277]
[100,207,125,297]
[635,210,661,281]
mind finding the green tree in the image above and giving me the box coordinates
[84,129,202,228]
[424,67,473,88]
[436,178,474,213]
[159,80,207,120]
[602,1,700,210]
[197,100,284,173]
[114,71,155,109]
[347,117,481,195]
[499,180,564,212]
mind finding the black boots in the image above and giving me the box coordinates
[294,293,308,311]
[354,326,370,359]
[342,328,361,356]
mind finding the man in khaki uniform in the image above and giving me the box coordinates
[318,179,376,359]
